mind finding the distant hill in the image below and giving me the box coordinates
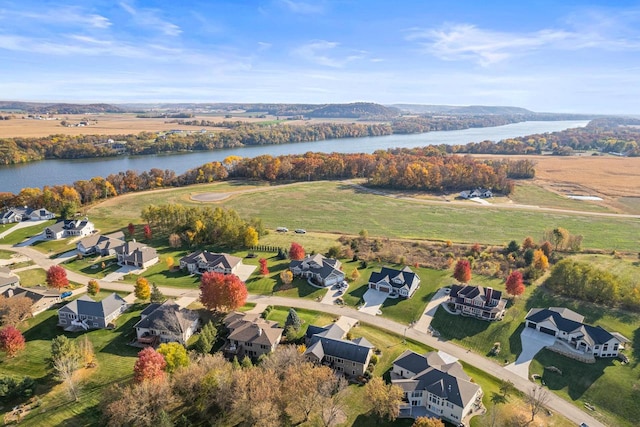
[306,102,400,119]
[391,104,535,115]
[0,101,126,114]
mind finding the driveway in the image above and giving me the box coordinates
[505,327,555,379]
[414,287,450,333]
[320,284,344,305]
[0,220,48,240]
[235,264,257,282]
[358,288,388,315]
[103,265,143,282]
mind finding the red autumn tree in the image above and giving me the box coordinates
[259,258,269,275]
[127,222,135,238]
[200,272,248,312]
[505,270,525,297]
[289,242,305,261]
[453,259,472,283]
[143,224,152,240]
[0,325,26,358]
[46,265,69,291]
[133,347,166,383]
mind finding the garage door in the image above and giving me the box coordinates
[539,326,556,336]
[379,286,390,293]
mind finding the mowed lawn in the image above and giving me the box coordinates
[87,180,640,251]
[0,304,143,426]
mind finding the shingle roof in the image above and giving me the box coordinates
[392,351,480,408]
[223,311,283,347]
[525,307,616,345]
[368,266,419,292]
[59,293,127,319]
[134,301,199,337]
[306,335,372,364]
[305,323,346,340]
[115,241,158,264]
[290,254,344,283]
[180,250,241,270]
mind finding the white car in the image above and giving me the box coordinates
[295,229,306,234]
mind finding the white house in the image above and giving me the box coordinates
[44,218,94,240]
[368,266,420,298]
[392,350,483,425]
[289,254,345,287]
[29,208,55,221]
[525,307,629,358]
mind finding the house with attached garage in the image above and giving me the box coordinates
[289,254,345,287]
[392,350,483,425]
[1,207,31,224]
[304,323,374,377]
[525,307,629,359]
[1,284,61,316]
[367,266,420,298]
[179,250,243,275]
[76,231,125,256]
[114,240,158,269]
[223,312,284,360]
[0,267,20,292]
[58,293,129,330]
[448,284,507,321]
[134,300,200,346]
[44,218,95,240]
[29,208,55,221]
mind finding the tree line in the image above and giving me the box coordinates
[1,152,535,213]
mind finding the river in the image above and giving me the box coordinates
[0,120,588,194]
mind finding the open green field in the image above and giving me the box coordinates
[510,182,612,213]
[0,305,143,426]
[0,220,55,245]
[16,268,48,287]
[0,249,15,259]
[87,180,640,251]
[31,237,78,257]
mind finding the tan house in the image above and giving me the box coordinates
[1,285,61,316]
[179,250,242,275]
[223,312,283,360]
[76,231,125,256]
[114,240,158,269]
[134,301,200,346]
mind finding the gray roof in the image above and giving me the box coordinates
[59,293,127,319]
[290,254,344,283]
[525,307,617,346]
[223,311,283,347]
[2,285,58,302]
[368,266,420,292]
[0,270,20,287]
[305,323,346,341]
[180,250,241,270]
[392,351,479,408]
[449,284,507,313]
[306,335,373,364]
[78,232,124,252]
[134,301,199,336]
[47,218,93,234]
[115,241,158,264]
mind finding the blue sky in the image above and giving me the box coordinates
[1,0,640,113]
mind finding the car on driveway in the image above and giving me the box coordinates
[295,229,306,234]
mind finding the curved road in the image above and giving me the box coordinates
[3,244,606,427]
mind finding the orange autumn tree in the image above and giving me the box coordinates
[200,272,248,312]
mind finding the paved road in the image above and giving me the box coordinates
[0,244,607,427]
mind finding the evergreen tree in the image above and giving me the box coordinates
[195,321,217,354]
[285,308,302,331]
[150,283,165,303]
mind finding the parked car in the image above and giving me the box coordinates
[294,229,306,234]
[276,227,288,233]
[60,291,73,299]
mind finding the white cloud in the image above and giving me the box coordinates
[292,40,365,68]
[278,0,324,15]
[0,7,111,29]
[119,1,182,36]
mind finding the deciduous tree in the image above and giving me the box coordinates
[134,347,166,383]
[0,325,26,358]
[87,279,100,296]
[168,233,182,248]
[412,417,445,427]
[157,342,189,373]
[259,258,269,275]
[533,249,549,271]
[350,267,360,281]
[135,277,151,300]
[143,224,153,240]
[0,295,32,326]
[102,377,176,427]
[165,256,174,269]
[453,259,472,283]
[50,335,82,400]
[46,265,69,291]
[505,271,525,297]
[199,272,247,312]
[522,236,536,250]
[526,386,550,423]
[289,242,305,261]
[127,222,135,238]
[280,270,293,286]
[244,226,259,248]
[365,377,404,422]
[540,241,553,257]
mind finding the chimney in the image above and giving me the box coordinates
[7,289,13,298]
[257,326,262,336]
[486,287,493,303]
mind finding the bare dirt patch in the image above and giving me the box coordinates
[190,192,231,202]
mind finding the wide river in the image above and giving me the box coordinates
[1,120,588,194]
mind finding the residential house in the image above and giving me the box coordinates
[304,323,374,377]
[392,350,482,425]
[459,188,493,199]
[179,250,242,275]
[114,240,158,269]
[448,285,507,321]
[0,267,20,291]
[44,218,95,240]
[289,254,345,287]
[134,300,200,346]
[58,293,129,330]
[223,312,284,360]
[1,285,61,316]
[0,207,31,224]
[525,307,629,358]
[29,208,55,221]
[368,266,420,298]
[76,231,125,256]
